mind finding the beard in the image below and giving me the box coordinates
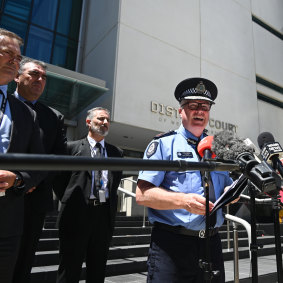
[90,123,109,137]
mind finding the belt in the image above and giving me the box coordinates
[154,222,219,238]
[87,199,109,206]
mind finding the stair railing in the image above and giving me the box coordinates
[225,213,251,283]
[118,178,147,228]
[224,194,275,283]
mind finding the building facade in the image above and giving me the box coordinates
[1,0,283,155]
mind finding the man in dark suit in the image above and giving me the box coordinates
[0,29,45,283]
[12,58,67,283]
[55,107,123,283]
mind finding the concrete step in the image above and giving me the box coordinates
[36,234,152,252]
[41,226,153,238]
[34,214,282,283]
[37,229,272,252]
[34,244,150,267]
[44,220,152,229]
[31,251,283,283]
[31,257,148,283]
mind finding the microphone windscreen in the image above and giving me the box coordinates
[197,136,216,158]
[257,132,275,149]
[212,131,254,160]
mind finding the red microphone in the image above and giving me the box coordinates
[197,136,216,158]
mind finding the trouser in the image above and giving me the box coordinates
[0,235,21,283]
[147,226,225,283]
[12,203,46,283]
[57,202,112,283]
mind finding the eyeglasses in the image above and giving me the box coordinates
[0,49,22,64]
[181,102,212,111]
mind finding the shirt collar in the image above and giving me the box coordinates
[14,91,37,104]
[0,85,8,98]
[177,124,206,141]
[87,135,105,149]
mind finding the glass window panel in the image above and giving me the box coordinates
[25,25,53,63]
[39,74,105,119]
[57,0,82,39]
[31,0,58,30]
[2,0,32,21]
[52,35,77,70]
[0,15,27,52]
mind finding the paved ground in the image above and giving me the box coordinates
[100,254,278,283]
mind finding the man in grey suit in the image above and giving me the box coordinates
[12,58,67,283]
[55,107,123,283]
[0,28,45,283]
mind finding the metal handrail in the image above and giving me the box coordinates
[226,193,273,252]
[223,194,275,282]
[117,178,147,228]
[225,213,252,258]
[240,194,273,203]
[225,214,251,283]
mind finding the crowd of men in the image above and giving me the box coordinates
[0,28,123,283]
[0,27,237,283]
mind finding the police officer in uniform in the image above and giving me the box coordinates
[136,77,233,283]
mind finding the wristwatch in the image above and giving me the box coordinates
[13,172,24,188]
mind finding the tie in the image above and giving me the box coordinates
[24,100,36,110]
[94,143,103,189]
[90,143,103,199]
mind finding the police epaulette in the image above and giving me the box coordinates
[153,130,176,140]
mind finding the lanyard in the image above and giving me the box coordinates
[0,92,7,126]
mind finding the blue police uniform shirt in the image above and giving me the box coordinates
[0,85,12,153]
[138,124,233,230]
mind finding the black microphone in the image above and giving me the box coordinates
[257,132,283,178]
[212,131,281,195]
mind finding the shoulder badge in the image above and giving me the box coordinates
[146,141,159,158]
[153,130,176,140]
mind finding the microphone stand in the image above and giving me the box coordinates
[199,153,220,282]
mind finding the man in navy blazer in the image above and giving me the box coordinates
[12,58,67,283]
[55,107,123,283]
[0,29,45,283]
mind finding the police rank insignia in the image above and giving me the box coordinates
[146,141,159,158]
[177,152,193,158]
[187,138,198,146]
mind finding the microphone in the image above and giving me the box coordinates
[243,138,263,163]
[257,132,283,178]
[197,136,216,159]
[212,131,281,195]
[197,135,250,208]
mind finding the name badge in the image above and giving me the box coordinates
[177,152,193,158]
[99,190,106,203]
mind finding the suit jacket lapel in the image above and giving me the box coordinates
[6,94,18,152]
[105,143,114,194]
[79,138,92,176]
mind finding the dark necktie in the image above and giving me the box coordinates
[89,143,104,200]
[24,100,36,110]
[94,143,103,190]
